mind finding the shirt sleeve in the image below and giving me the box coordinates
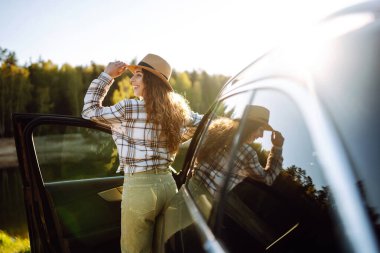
[180,111,203,142]
[81,72,126,125]
[242,145,283,186]
[187,111,203,127]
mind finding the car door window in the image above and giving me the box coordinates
[33,124,119,182]
[186,91,254,219]
[29,122,123,252]
[216,88,344,253]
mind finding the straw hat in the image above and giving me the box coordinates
[244,105,273,131]
[126,54,173,91]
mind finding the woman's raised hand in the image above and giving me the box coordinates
[271,131,284,148]
[105,61,127,79]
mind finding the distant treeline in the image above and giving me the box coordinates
[0,47,229,137]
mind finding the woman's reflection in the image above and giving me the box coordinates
[189,105,285,217]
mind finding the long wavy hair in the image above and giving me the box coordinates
[142,69,191,154]
[197,117,262,163]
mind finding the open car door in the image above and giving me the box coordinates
[13,113,123,253]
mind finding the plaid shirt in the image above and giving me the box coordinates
[82,72,202,174]
[193,144,283,196]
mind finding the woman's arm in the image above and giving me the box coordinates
[180,111,203,142]
[243,145,283,186]
[188,111,203,127]
[81,62,128,124]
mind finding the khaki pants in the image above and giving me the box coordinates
[120,170,177,253]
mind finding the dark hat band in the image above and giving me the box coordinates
[138,61,168,80]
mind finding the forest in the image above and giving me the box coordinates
[0,47,229,137]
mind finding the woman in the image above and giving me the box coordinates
[82,54,202,253]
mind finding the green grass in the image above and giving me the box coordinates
[0,230,30,253]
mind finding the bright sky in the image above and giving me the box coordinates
[0,0,365,76]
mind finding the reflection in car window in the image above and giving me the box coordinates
[186,91,254,219]
[216,89,345,252]
[33,125,119,182]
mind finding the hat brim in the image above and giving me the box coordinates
[263,123,274,132]
[126,65,173,91]
[253,120,273,132]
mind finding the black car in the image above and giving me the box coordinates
[13,1,380,252]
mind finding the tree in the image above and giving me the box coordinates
[55,64,83,116]
[0,49,31,137]
[199,71,227,113]
[27,60,58,113]
[112,75,134,104]
[0,47,17,66]
[171,71,192,95]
